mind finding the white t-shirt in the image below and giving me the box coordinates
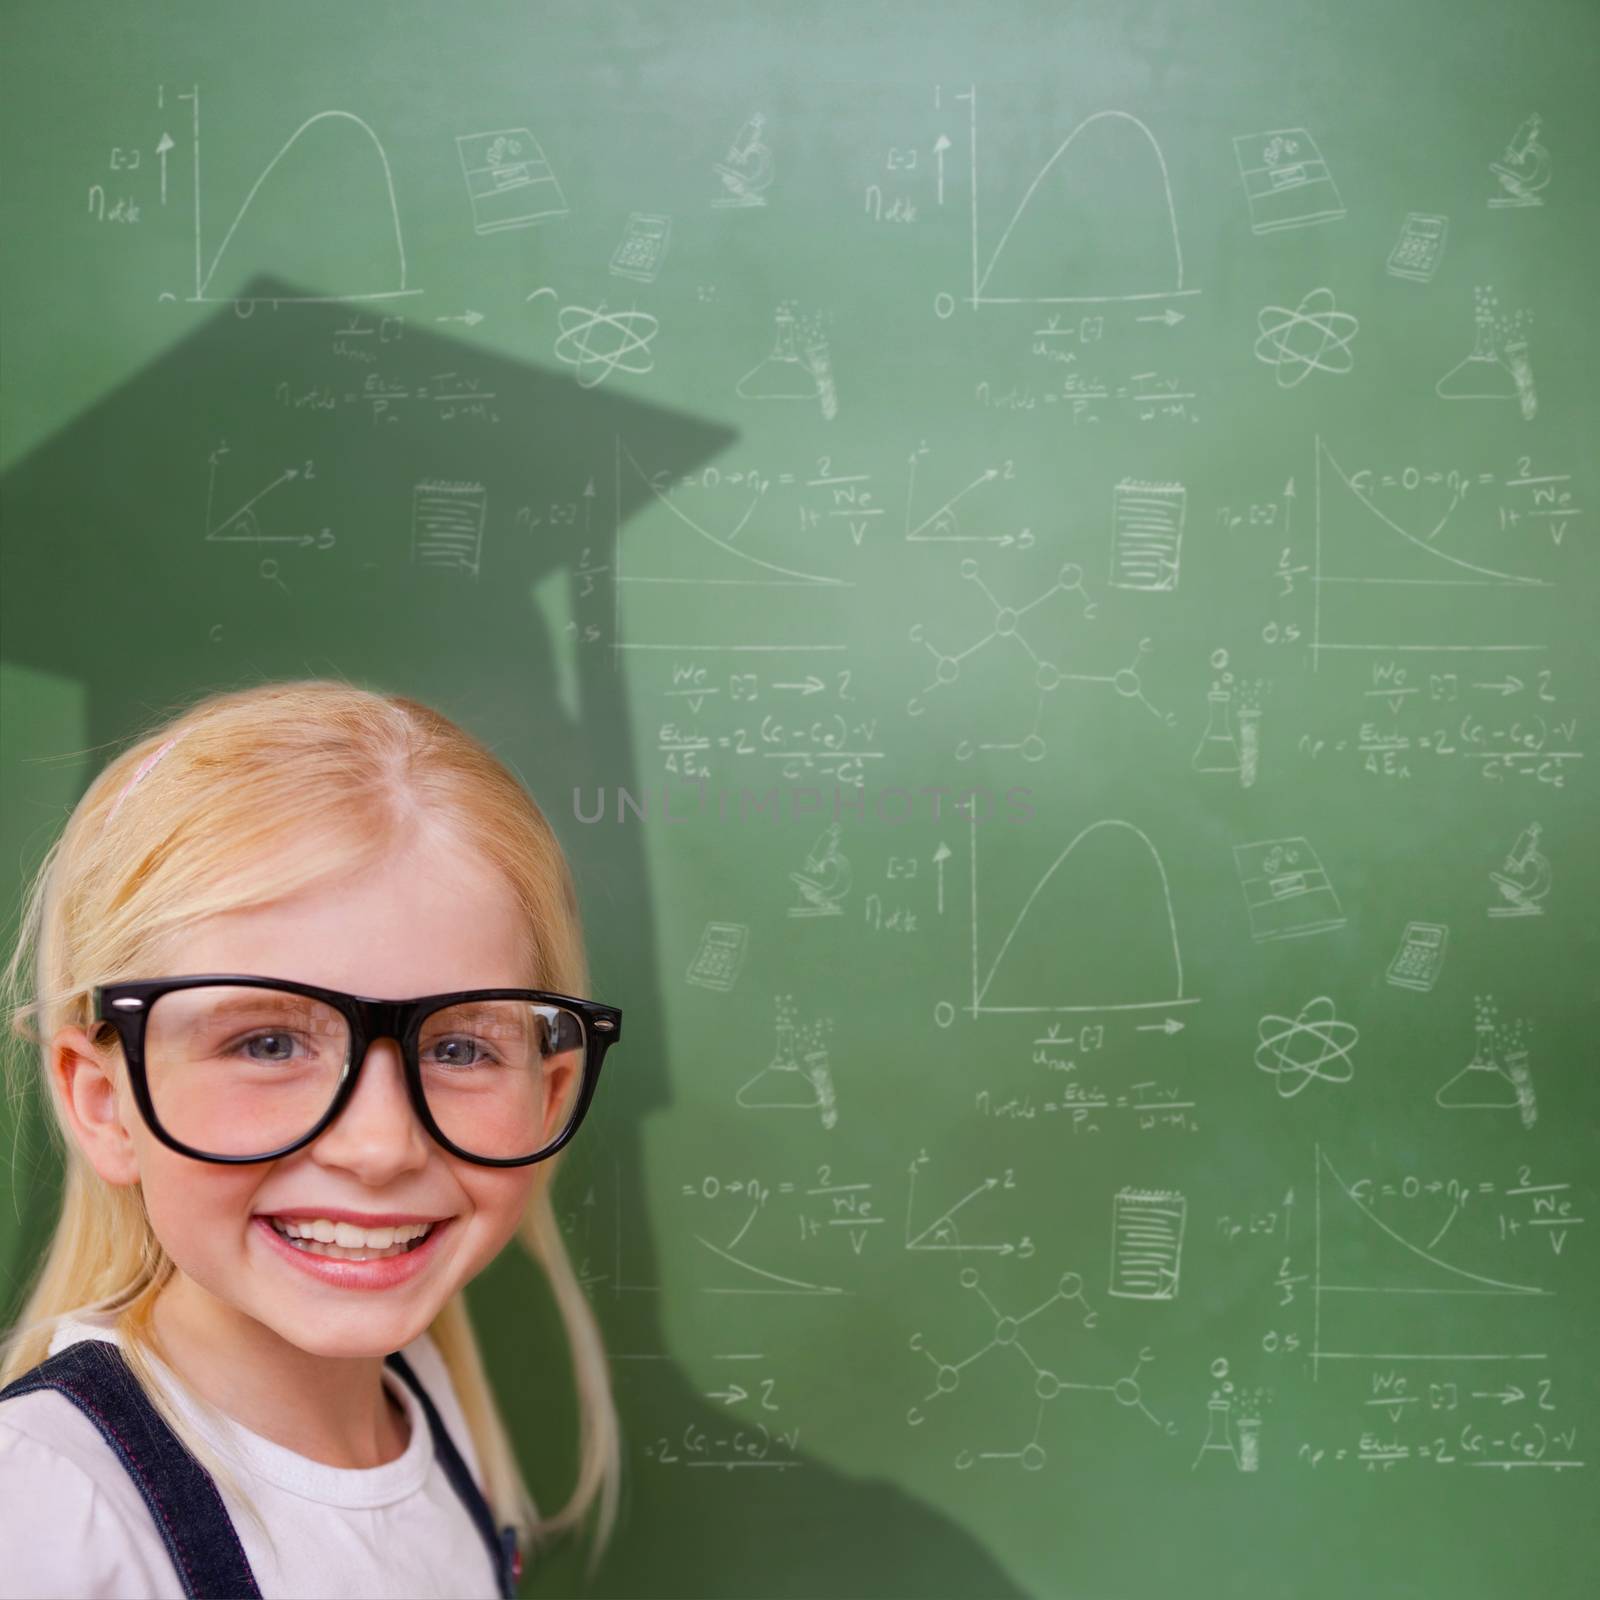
[0,1309,506,1599]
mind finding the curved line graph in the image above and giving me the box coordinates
[974,817,1187,1013]
[694,1232,845,1296]
[618,439,850,588]
[1319,1148,1545,1297]
[1320,440,1546,588]
[975,110,1186,302]
[198,110,409,299]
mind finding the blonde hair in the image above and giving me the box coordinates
[0,679,621,1582]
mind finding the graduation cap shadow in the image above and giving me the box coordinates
[1,277,1025,1598]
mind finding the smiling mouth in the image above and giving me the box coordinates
[264,1218,441,1262]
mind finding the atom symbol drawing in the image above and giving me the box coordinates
[1253,287,1359,388]
[1254,996,1359,1097]
[553,303,659,389]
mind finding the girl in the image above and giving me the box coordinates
[0,679,624,1598]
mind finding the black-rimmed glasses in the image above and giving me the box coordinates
[92,975,622,1167]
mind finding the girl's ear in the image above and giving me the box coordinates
[51,1025,143,1186]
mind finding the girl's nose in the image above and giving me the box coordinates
[310,1038,431,1165]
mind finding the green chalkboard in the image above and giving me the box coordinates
[3,2,1597,1596]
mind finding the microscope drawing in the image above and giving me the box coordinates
[1488,823,1550,919]
[1488,113,1550,209]
[712,112,774,208]
[788,822,852,918]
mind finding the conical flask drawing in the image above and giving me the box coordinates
[1192,1396,1238,1469]
[1436,1017,1520,1108]
[737,305,819,400]
[1192,688,1241,773]
[737,1015,818,1109]
[1436,291,1517,400]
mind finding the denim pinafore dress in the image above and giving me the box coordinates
[0,1339,521,1598]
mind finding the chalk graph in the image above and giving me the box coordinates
[1311,436,1551,662]
[612,437,854,657]
[957,89,1199,308]
[1313,1145,1549,1379]
[177,89,417,307]
[969,814,1198,1017]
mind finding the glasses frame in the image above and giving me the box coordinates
[92,974,622,1168]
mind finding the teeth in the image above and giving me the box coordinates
[268,1217,436,1250]
[284,1236,414,1263]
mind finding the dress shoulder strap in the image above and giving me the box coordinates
[0,1339,520,1598]
[0,1338,263,1598]
[384,1349,521,1597]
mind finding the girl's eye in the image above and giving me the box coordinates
[238,1031,302,1063]
[428,1036,498,1068]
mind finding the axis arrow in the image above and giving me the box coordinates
[156,131,175,205]
[933,133,952,205]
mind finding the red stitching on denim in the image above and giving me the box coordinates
[22,1356,259,1597]
[36,1378,203,1595]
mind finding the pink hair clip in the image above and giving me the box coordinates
[101,731,187,833]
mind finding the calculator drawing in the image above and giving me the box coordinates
[610,212,672,284]
[1385,213,1448,283]
[687,921,749,991]
[1385,922,1449,991]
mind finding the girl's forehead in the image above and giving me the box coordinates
[142,866,529,990]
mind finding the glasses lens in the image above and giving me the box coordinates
[145,985,349,1158]
[143,987,589,1160]
[418,998,587,1161]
